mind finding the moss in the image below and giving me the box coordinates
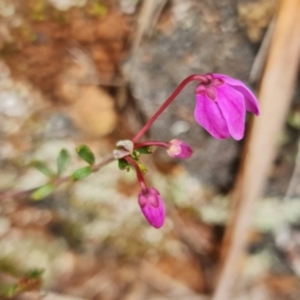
[0,283,18,298]
[28,0,47,21]
[51,9,71,24]
[19,24,37,43]
[27,0,70,23]
[87,1,107,18]
[0,256,22,276]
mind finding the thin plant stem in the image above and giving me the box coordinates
[125,156,147,191]
[132,74,207,142]
[134,141,169,149]
[0,155,115,200]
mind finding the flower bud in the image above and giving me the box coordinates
[138,188,165,228]
[166,139,193,158]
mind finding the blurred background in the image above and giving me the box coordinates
[0,0,300,299]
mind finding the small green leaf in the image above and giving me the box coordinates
[132,150,140,160]
[57,149,70,176]
[31,184,55,200]
[118,159,129,170]
[135,146,153,154]
[3,284,17,297]
[32,161,55,178]
[25,268,44,278]
[71,166,92,181]
[76,145,95,165]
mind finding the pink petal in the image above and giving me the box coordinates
[213,74,260,115]
[216,85,246,140]
[194,93,230,139]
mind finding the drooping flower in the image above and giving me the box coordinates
[167,139,193,158]
[194,73,260,140]
[138,187,165,228]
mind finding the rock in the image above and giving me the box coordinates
[124,0,256,189]
[64,85,118,137]
[56,52,118,137]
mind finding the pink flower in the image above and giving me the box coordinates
[167,139,193,158]
[194,73,260,140]
[138,188,165,228]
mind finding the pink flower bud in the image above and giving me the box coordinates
[166,139,193,158]
[138,188,165,228]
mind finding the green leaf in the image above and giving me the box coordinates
[32,161,55,178]
[31,184,55,200]
[131,150,140,160]
[3,284,17,297]
[24,268,44,278]
[76,145,95,165]
[57,149,70,176]
[118,159,129,170]
[71,166,92,181]
[135,146,153,154]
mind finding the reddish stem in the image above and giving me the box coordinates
[125,156,147,191]
[132,74,208,142]
[134,141,169,149]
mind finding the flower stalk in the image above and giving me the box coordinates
[134,141,170,149]
[124,156,147,191]
[132,74,208,142]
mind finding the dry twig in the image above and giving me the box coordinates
[212,0,300,299]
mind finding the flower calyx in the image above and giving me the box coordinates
[115,140,149,174]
